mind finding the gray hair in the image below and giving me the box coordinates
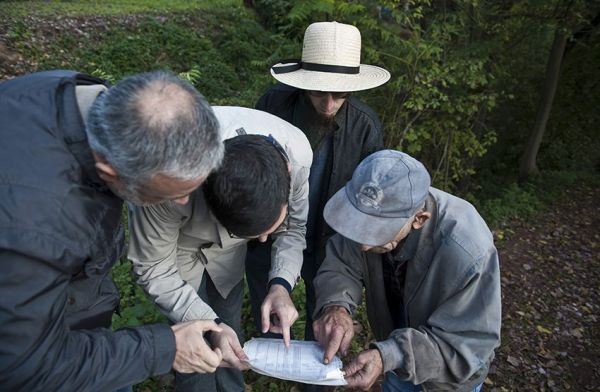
[86,71,223,189]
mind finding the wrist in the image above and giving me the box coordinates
[268,277,292,294]
[325,305,350,315]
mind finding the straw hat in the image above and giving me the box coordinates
[271,21,391,92]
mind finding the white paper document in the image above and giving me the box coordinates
[243,338,347,386]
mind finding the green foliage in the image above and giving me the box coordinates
[254,0,502,191]
[2,1,598,390]
[475,170,600,228]
[111,259,167,329]
[1,0,238,17]
[252,0,599,194]
[476,182,543,228]
[2,5,277,107]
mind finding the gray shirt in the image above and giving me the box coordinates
[314,188,501,391]
[128,106,312,322]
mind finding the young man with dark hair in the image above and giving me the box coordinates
[128,106,312,392]
[204,135,291,239]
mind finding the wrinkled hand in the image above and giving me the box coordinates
[261,284,298,347]
[343,349,384,390]
[171,320,223,374]
[209,322,250,370]
[313,306,354,364]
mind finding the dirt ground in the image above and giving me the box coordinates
[1,18,598,390]
[489,183,600,391]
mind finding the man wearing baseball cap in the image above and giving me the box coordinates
[313,150,501,391]
[246,21,391,350]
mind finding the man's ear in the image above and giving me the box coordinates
[412,211,431,230]
[93,153,119,184]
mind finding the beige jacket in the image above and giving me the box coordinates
[128,106,312,321]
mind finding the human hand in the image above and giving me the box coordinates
[261,284,298,347]
[171,320,223,373]
[312,305,354,364]
[343,349,384,390]
[208,322,250,370]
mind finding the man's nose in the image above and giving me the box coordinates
[324,94,336,110]
[257,234,269,243]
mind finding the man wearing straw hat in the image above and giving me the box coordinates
[313,150,500,391]
[246,21,391,349]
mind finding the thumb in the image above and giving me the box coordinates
[203,321,223,334]
[232,342,249,361]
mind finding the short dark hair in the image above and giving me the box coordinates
[203,134,290,237]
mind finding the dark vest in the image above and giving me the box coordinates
[0,70,123,329]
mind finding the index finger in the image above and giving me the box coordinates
[281,322,291,348]
[274,311,291,347]
[324,327,344,364]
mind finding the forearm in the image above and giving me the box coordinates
[373,323,499,386]
[0,250,176,390]
[312,236,365,319]
[373,260,501,384]
[269,231,304,289]
[133,259,218,322]
[269,165,309,289]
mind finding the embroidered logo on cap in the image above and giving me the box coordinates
[357,182,383,210]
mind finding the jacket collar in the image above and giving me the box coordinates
[404,193,437,306]
[390,226,421,263]
[63,79,107,190]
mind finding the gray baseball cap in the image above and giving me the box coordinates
[324,150,431,246]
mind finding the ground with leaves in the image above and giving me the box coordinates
[489,183,600,392]
[1,6,599,391]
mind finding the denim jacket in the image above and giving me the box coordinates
[314,188,501,391]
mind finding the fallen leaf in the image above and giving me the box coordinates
[545,360,557,368]
[506,355,521,367]
[536,325,552,334]
[570,328,584,339]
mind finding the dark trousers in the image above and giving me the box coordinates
[245,240,321,340]
[245,241,323,392]
[175,272,245,392]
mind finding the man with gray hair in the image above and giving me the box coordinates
[0,70,224,391]
[312,150,501,391]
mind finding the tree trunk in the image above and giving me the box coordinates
[519,29,568,179]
